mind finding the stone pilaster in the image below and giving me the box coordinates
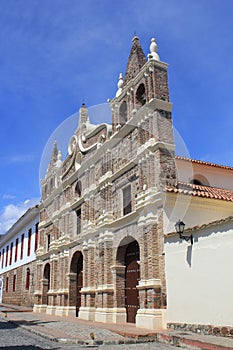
[78,240,96,321]
[111,265,127,323]
[95,231,114,323]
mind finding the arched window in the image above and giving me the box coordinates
[136,83,146,107]
[119,101,128,124]
[75,180,82,197]
[26,268,30,290]
[190,174,209,186]
[190,179,203,186]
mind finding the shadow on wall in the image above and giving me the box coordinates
[186,245,192,267]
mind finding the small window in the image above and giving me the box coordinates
[119,101,128,124]
[75,180,82,197]
[190,179,203,186]
[20,234,24,260]
[76,209,81,235]
[26,268,30,290]
[5,276,9,292]
[9,242,13,265]
[5,246,9,267]
[47,234,51,252]
[123,185,132,216]
[1,249,4,268]
[35,223,39,252]
[27,229,32,256]
[136,83,146,107]
[13,274,16,292]
[15,238,19,262]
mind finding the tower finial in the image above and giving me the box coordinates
[78,102,89,126]
[148,38,160,61]
[116,73,124,97]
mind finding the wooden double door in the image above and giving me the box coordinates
[125,241,140,323]
[76,255,83,316]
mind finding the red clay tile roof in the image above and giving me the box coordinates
[184,215,233,234]
[175,156,233,171]
[165,182,233,202]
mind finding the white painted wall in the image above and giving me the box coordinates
[176,158,233,190]
[164,221,233,326]
[0,211,39,274]
[164,193,233,234]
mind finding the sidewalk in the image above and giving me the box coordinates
[0,304,233,349]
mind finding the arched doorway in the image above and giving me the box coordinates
[42,263,50,305]
[116,237,140,324]
[69,251,83,316]
[125,240,140,323]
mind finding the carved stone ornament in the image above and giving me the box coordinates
[75,151,82,171]
[68,135,77,155]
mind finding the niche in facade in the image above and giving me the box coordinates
[75,180,82,197]
[119,101,128,125]
[136,83,146,107]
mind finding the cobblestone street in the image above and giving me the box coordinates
[1,306,233,350]
[0,318,180,350]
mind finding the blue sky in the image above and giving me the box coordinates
[0,0,233,234]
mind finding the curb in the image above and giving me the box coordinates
[157,332,233,350]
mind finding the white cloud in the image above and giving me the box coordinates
[2,194,16,200]
[0,154,35,165]
[9,155,35,163]
[0,198,39,235]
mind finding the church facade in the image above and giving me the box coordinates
[33,37,233,330]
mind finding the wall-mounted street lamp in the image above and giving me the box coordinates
[175,220,193,245]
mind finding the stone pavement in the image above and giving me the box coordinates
[0,304,233,349]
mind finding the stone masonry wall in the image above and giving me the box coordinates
[2,260,37,307]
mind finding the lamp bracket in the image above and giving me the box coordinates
[179,233,193,245]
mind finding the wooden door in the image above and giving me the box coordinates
[76,256,83,316]
[125,241,140,323]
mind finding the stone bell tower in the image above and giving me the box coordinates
[111,36,176,189]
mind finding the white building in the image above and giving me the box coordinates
[0,205,39,306]
[164,157,233,334]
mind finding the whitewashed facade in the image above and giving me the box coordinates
[0,205,39,306]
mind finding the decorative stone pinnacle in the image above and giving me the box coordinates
[118,73,123,89]
[116,73,124,97]
[132,35,139,42]
[148,38,160,61]
[56,150,63,167]
[79,102,89,125]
